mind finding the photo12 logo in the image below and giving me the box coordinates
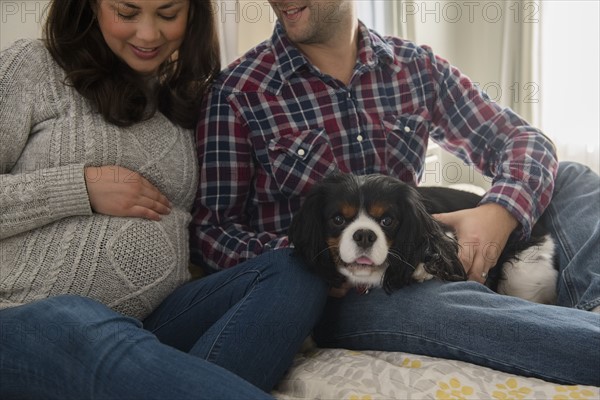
[398,1,540,24]
[472,81,540,104]
[211,1,348,24]
[1,1,51,24]
[213,1,277,24]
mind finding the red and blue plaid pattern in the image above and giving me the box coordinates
[191,22,558,271]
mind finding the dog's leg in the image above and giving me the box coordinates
[412,263,434,282]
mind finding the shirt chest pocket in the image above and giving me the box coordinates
[267,129,338,198]
[382,112,430,182]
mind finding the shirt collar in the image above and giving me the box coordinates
[270,20,395,83]
[356,22,395,67]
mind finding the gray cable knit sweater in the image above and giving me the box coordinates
[0,39,198,320]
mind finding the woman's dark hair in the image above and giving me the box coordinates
[44,0,220,129]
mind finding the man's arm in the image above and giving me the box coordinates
[415,46,558,280]
[190,88,288,271]
[424,48,558,238]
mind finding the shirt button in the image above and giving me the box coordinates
[404,126,411,133]
[357,135,364,142]
[297,148,306,157]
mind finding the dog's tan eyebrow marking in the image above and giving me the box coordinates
[327,238,340,247]
[341,204,358,219]
[368,203,389,218]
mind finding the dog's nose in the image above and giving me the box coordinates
[353,229,377,248]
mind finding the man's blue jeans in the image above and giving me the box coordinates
[0,249,328,399]
[314,162,600,386]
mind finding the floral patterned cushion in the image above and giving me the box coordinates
[273,348,599,400]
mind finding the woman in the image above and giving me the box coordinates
[0,1,327,398]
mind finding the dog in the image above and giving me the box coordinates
[288,172,558,304]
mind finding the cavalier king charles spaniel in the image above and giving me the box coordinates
[289,172,558,304]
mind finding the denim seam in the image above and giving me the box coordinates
[204,270,262,362]
[149,270,262,334]
[576,298,600,311]
[546,202,579,307]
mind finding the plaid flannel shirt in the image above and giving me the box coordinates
[191,22,558,271]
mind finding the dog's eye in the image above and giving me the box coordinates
[332,215,346,226]
[380,216,394,227]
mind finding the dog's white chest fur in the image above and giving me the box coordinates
[497,235,557,304]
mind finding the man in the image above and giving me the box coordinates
[191,0,599,386]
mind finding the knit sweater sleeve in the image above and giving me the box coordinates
[0,40,92,240]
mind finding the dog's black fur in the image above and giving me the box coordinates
[417,185,552,292]
[289,172,555,296]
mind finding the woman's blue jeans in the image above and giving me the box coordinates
[0,249,328,399]
[314,162,600,386]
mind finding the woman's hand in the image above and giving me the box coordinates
[433,203,519,283]
[84,166,171,221]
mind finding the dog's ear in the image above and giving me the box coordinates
[420,221,467,283]
[382,187,466,292]
[288,185,344,286]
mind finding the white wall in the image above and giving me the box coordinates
[233,1,274,56]
[0,1,50,50]
[214,0,274,65]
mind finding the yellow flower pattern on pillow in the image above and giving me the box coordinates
[401,357,422,369]
[553,385,598,400]
[436,378,475,400]
[349,395,373,400]
[273,349,600,400]
[492,378,533,399]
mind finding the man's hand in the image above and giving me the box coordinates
[84,166,172,221]
[433,203,518,283]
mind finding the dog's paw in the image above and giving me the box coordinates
[412,263,434,282]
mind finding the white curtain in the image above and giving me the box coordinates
[363,0,541,124]
[356,0,416,40]
[499,1,541,127]
[216,0,240,66]
[357,0,598,174]
[539,0,599,173]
